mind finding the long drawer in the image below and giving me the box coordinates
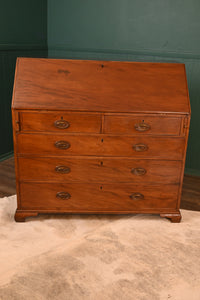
[18,157,182,184]
[19,182,179,211]
[17,134,185,159]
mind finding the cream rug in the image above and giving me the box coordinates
[0,195,200,300]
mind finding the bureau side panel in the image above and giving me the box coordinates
[11,109,21,209]
[176,115,191,209]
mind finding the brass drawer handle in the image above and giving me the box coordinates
[54,119,70,129]
[129,193,144,200]
[55,140,71,149]
[133,143,148,152]
[131,168,146,176]
[135,122,151,132]
[55,165,71,174]
[56,192,71,200]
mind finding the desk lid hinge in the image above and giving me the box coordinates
[15,111,21,132]
[183,116,190,135]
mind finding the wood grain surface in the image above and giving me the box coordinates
[19,182,179,211]
[11,58,191,222]
[16,133,185,159]
[20,111,102,133]
[104,114,182,136]
[12,58,190,114]
[1,158,199,212]
[18,157,182,183]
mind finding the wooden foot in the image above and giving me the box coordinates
[14,210,39,222]
[160,211,182,223]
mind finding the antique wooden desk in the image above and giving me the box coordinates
[12,58,190,222]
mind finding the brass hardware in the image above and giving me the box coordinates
[129,193,144,200]
[56,192,71,200]
[135,122,151,132]
[54,119,70,129]
[54,140,71,149]
[133,143,148,152]
[131,168,146,176]
[55,165,71,174]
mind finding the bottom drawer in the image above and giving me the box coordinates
[19,183,179,211]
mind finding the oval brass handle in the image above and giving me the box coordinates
[56,192,71,200]
[135,122,151,132]
[55,140,71,150]
[131,168,146,176]
[55,165,71,174]
[133,143,148,152]
[129,193,144,200]
[54,119,70,129]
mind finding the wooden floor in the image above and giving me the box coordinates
[0,157,199,211]
[0,157,16,197]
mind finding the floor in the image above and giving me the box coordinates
[0,157,199,211]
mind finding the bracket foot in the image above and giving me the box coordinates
[15,210,38,222]
[160,211,182,223]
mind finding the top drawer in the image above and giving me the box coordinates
[20,112,101,133]
[104,115,182,136]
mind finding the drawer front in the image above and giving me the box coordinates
[104,115,182,136]
[18,157,182,184]
[20,182,179,211]
[17,134,185,160]
[20,112,101,133]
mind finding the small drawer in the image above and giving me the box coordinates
[18,157,182,184]
[104,115,182,136]
[17,134,185,160]
[20,112,101,133]
[19,182,179,211]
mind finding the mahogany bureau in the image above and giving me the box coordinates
[12,58,191,222]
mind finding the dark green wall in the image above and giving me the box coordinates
[1,1,199,174]
[48,0,200,175]
[0,0,47,160]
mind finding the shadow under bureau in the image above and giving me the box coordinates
[12,58,191,222]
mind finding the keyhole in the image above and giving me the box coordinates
[101,64,104,68]
[100,161,103,166]
[101,138,104,143]
[61,116,63,120]
[100,186,103,190]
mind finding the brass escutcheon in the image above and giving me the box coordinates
[135,122,151,132]
[55,165,71,174]
[54,140,71,149]
[56,192,71,200]
[131,168,146,176]
[133,143,148,152]
[54,119,70,129]
[129,193,144,200]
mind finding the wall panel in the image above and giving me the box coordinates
[48,0,200,175]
